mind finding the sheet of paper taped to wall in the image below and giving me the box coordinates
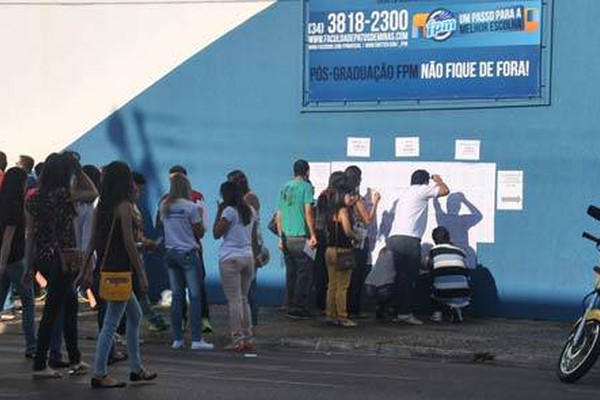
[310,161,496,268]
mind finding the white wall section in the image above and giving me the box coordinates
[0,0,274,165]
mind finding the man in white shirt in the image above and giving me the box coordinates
[387,170,449,325]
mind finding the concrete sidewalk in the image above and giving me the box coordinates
[0,304,572,370]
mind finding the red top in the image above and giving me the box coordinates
[26,187,37,200]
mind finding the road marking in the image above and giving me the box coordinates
[148,354,290,371]
[200,374,345,389]
[146,352,416,381]
[297,357,354,365]
[280,368,418,381]
[0,391,43,398]
[156,369,344,389]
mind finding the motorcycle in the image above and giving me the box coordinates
[557,205,600,383]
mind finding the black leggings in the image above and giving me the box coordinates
[34,255,81,370]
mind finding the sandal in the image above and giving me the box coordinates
[130,368,157,382]
[69,361,90,376]
[91,375,127,389]
[33,367,63,380]
[338,318,358,328]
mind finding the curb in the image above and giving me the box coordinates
[261,337,556,370]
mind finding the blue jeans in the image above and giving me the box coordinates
[3,285,12,311]
[387,235,422,315]
[93,294,143,377]
[165,249,203,342]
[0,260,36,355]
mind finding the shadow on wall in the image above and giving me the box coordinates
[470,263,500,316]
[105,109,168,302]
[434,192,482,268]
[378,198,398,242]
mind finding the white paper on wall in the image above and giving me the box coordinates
[346,137,371,158]
[395,137,420,157]
[322,161,497,268]
[497,170,523,210]
[455,140,481,161]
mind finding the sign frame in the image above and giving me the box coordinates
[301,0,554,112]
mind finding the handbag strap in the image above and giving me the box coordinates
[334,213,342,254]
[99,214,117,273]
[333,209,353,253]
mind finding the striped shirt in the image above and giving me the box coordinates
[429,244,471,307]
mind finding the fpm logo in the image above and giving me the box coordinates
[412,9,458,41]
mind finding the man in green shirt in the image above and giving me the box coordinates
[276,159,317,319]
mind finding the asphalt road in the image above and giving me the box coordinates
[2,334,600,400]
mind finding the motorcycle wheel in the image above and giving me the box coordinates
[557,320,600,383]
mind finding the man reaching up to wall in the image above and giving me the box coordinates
[387,170,449,325]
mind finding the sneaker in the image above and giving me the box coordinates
[191,339,214,350]
[338,318,358,327]
[451,308,464,323]
[202,318,213,334]
[393,314,424,326]
[35,289,47,303]
[430,311,443,323]
[171,340,184,350]
[148,323,168,333]
[113,333,124,345]
[129,368,158,382]
[0,311,17,322]
[77,293,89,304]
[286,310,311,320]
[69,361,91,376]
[33,367,63,380]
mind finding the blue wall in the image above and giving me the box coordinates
[70,0,600,320]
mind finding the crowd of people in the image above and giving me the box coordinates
[275,159,469,328]
[0,151,472,389]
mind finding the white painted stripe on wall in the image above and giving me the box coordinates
[0,0,274,165]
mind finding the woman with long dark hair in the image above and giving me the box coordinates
[77,161,156,388]
[227,170,262,328]
[322,180,360,327]
[314,171,347,312]
[25,152,97,378]
[344,166,381,318]
[213,181,258,351]
[0,167,36,357]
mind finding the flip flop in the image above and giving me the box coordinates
[91,375,127,389]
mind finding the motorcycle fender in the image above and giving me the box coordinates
[585,309,600,322]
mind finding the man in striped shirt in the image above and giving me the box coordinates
[428,226,471,323]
